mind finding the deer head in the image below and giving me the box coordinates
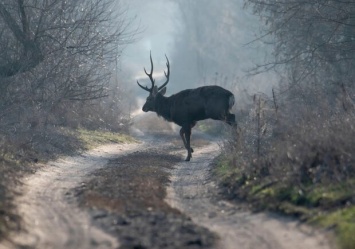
[137,52,170,112]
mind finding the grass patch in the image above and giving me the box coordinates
[213,155,355,249]
[214,156,236,180]
[0,126,135,243]
[75,128,137,150]
[312,207,355,249]
[196,120,230,136]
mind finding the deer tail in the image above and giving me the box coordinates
[228,95,235,110]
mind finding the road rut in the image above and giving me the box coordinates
[0,137,335,249]
[166,143,334,249]
[1,143,140,249]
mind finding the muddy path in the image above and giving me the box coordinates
[0,134,334,249]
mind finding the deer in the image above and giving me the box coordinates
[137,52,236,161]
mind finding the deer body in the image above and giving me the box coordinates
[137,53,236,161]
[149,86,235,126]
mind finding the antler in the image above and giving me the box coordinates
[137,52,170,93]
[137,51,155,93]
[158,55,170,91]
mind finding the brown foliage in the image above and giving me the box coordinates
[225,87,355,188]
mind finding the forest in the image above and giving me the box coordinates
[0,0,354,249]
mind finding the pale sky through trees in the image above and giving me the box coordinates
[121,0,180,74]
[122,0,277,99]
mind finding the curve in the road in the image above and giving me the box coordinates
[166,143,334,249]
[1,143,140,249]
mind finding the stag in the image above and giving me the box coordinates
[137,52,236,161]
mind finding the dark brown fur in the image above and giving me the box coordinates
[138,53,236,161]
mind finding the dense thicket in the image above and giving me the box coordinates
[246,0,355,111]
[0,0,132,132]
[173,0,355,189]
[0,0,133,238]
[240,0,355,180]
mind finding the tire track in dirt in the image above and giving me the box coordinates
[0,134,335,249]
[1,143,140,249]
[166,143,334,249]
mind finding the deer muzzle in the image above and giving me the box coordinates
[142,105,149,112]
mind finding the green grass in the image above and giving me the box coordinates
[313,207,355,249]
[76,128,137,149]
[214,156,236,180]
[214,155,355,249]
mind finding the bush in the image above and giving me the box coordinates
[217,83,355,248]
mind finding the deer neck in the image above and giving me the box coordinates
[154,94,172,121]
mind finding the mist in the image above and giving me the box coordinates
[121,0,277,112]
[0,2,352,246]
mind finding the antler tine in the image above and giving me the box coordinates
[136,80,151,92]
[145,51,155,88]
[158,54,170,91]
[137,51,155,93]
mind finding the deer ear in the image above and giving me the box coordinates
[159,87,166,96]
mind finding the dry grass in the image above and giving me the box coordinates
[216,90,355,249]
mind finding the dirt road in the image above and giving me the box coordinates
[1,143,140,249]
[166,143,333,249]
[0,134,334,249]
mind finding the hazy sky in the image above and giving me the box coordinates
[121,0,180,75]
[120,0,277,98]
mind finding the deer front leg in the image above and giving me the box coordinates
[179,128,194,152]
[181,125,193,161]
[179,127,187,148]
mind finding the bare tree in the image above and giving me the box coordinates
[246,0,355,97]
[0,0,134,130]
[0,0,43,77]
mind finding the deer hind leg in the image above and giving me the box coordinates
[226,113,236,126]
[227,95,237,126]
[217,110,236,127]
